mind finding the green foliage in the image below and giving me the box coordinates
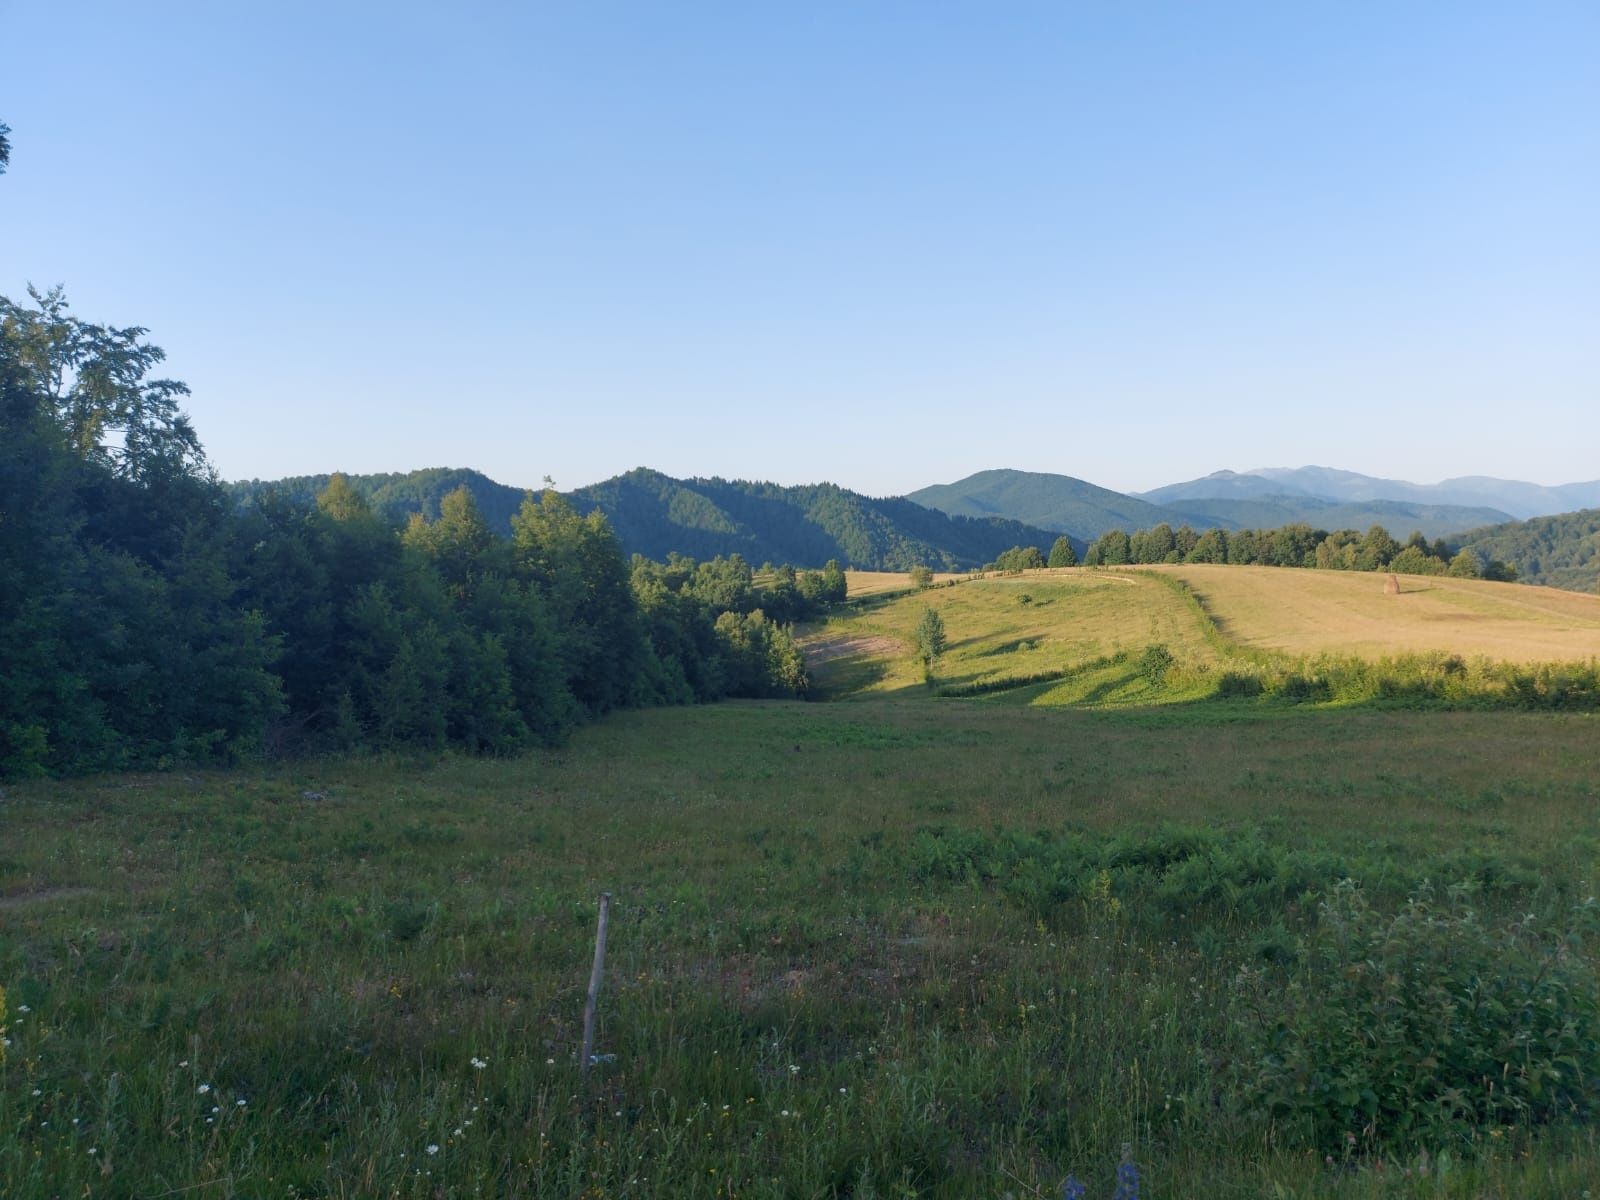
[1458,508,1600,591]
[1079,515,1488,580]
[1,290,824,778]
[1047,535,1078,567]
[1138,643,1175,685]
[986,544,1047,572]
[0,289,281,774]
[1242,882,1600,1154]
[1086,528,1131,565]
[914,606,947,667]
[909,564,934,588]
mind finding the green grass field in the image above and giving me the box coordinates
[6,697,1600,1198]
[9,569,1600,1197]
[810,568,1600,710]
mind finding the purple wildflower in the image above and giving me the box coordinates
[1112,1144,1140,1200]
[1062,1176,1087,1200]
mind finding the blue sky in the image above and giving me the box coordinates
[3,2,1596,495]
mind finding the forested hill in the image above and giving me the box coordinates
[1457,509,1600,592]
[227,468,529,533]
[908,468,1180,538]
[228,467,1060,570]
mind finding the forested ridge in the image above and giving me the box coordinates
[229,466,1060,571]
[0,290,835,779]
[1456,509,1600,592]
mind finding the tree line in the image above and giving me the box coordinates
[1076,521,1516,579]
[0,289,835,778]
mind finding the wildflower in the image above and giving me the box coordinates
[88,1148,98,1156]
[31,1088,41,1096]
[18,1004,29,1013]
[179,1060,189,1068]
[838,1087,847,1094]
[546,1058,555,1065]
[788,1064,799,1074]
[426,1144,440,1156]
[1063,1178,1087,1200]
[1113,1144,1140,1200]
[236,1099,247,1107]
[470,1056,488,1069]
[197,1084,211,1095]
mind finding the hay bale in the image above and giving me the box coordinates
[1384,572,1401,595]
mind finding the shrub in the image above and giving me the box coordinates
[1240,882,1600,1154]
[1215,671,1263,698]
[1137,643,1174,686]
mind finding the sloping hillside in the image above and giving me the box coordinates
[803,564,1600,706]
[908,468,1191,537]
[1159,563,1600,663]
[227,467,1060,570]
[1457,509,1600,592]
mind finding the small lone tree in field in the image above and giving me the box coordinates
[909,564,934,588]
[914,606,947,683]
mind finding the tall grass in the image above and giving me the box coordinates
[5,701,1600,1195]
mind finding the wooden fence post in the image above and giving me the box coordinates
[580,892,611,1077]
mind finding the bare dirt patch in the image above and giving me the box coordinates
[801,634,903,666]
[0,886,93,911]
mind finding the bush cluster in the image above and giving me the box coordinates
[1240,882,1600,1152]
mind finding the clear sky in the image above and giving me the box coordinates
[3,2,1596,496]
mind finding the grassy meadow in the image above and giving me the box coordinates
[1155,565,1600,665]
[7,568,1600,1197]
[809,568,1600,710]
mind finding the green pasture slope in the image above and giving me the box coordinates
[6,578,1600,1196]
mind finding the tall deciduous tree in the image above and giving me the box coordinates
[1047,536,1078,567]
[914,606,947,668]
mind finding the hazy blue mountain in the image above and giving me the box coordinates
[1234,467,1598,521]
[907,469,1195,538]
[1140,470,1321,505]
[228,467,1062,571]
[1141,466,1600,521]
[1162,495,1515,540]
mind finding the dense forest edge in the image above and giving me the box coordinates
[0,289,841,779]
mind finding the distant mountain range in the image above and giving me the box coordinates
[226,463,1600,588]
[1140,467,1600,522]
[908,469,1518,542]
